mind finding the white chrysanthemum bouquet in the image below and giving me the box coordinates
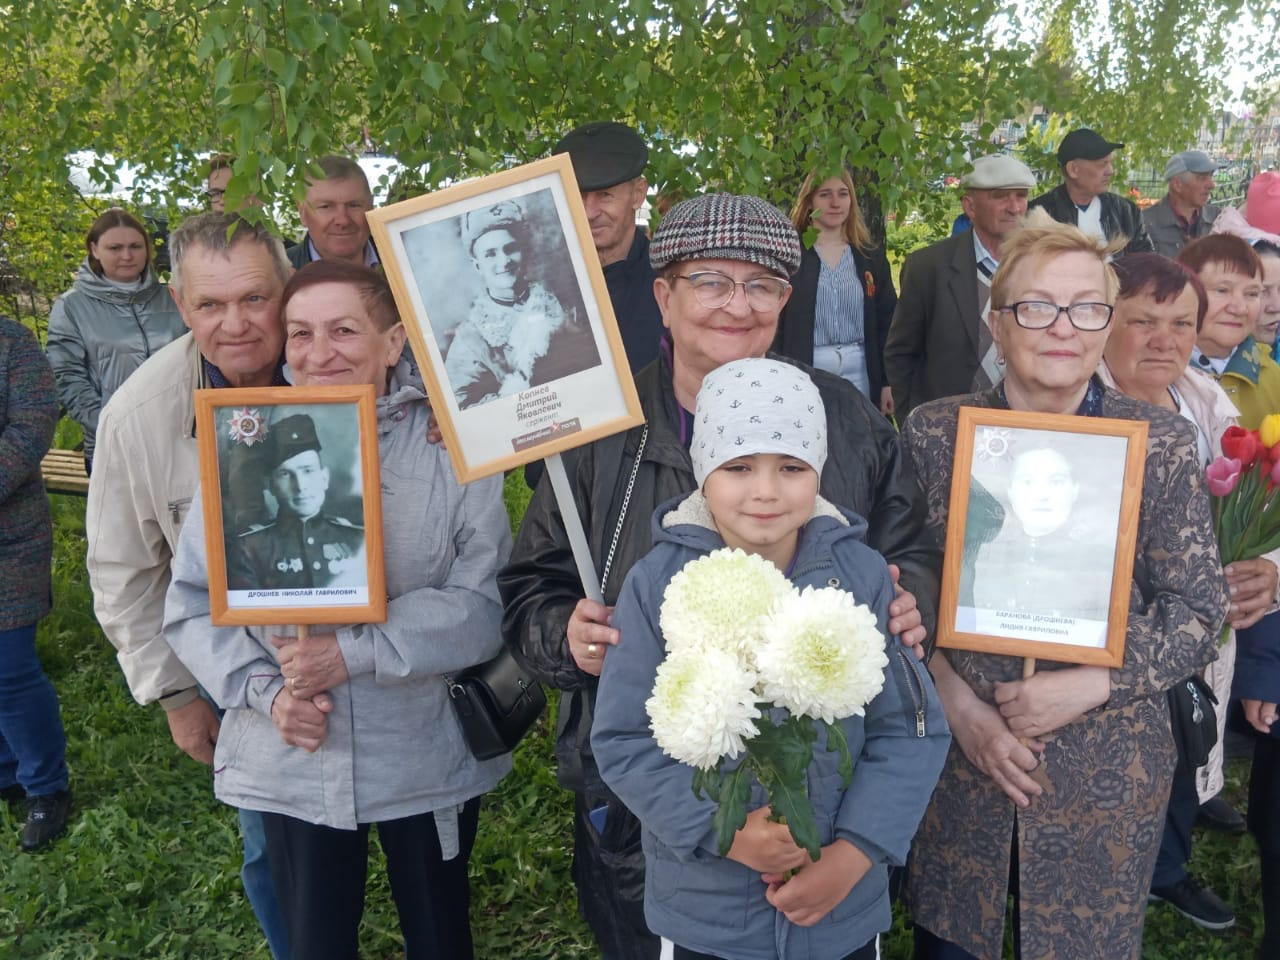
[645,547,890,861]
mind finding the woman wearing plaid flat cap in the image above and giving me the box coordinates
[500,192,938,960]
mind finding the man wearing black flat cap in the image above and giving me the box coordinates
[553,121,663,373]
[1029,127,1154,255]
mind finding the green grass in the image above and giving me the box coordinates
[0,446,1266,958]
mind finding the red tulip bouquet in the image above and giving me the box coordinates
[1206,420,1280,640]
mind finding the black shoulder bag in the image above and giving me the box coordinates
[447,645,547,761]
[1168,674,1219,774]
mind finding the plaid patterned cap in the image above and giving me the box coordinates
[649,193,802,277]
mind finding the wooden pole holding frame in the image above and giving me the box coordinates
[544,452,604,603]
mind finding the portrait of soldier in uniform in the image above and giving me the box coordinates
[399,187,602,410]
[224,412,366,592]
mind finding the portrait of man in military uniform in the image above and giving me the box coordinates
[224,412,366,593]
[399,186,601,410]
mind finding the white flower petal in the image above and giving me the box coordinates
[756,586,889,723]
[646,647,761,770]
[659,548,795,663]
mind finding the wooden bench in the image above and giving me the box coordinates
[41,448,90,496]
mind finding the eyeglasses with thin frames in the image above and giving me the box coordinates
[996,300,1114,331]
[669,272,791,311]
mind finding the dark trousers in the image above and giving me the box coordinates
[261,797,480,960]
[573,790,660,960]
[1152,766,1200,888]
[675,940,878,960]
[1250,735,1280,956]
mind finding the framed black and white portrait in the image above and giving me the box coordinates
[368,154,643,483]
[194,385,387,627]
[938,408,1148,668]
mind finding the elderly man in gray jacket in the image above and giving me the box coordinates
[1143,150,1222,257]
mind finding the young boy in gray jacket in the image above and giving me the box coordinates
[592,357,950,960]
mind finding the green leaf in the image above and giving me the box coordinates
[711,763,752,857]
[824,719,853,789]
[264,47,287,76]
[763,776,822,862]
[421,60,445,91]
[352,37,376,69]
[226,82,260,106]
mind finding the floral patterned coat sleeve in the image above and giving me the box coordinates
[899,388,1228,960]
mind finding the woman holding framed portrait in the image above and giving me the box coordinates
[165,261,512,960]
[901,212,1228,960]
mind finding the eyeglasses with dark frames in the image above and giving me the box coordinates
[996,300,1114,331]
[669,272,792,311]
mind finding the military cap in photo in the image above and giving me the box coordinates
[265,413,322,469]
[649,193,802,277]
[553,121,648,192]
[1163,150,1218,180]
[463,199,525,252]
[1057,128,1124,165]
[961,155,1037,190]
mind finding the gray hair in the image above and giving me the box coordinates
[169,212,292,294]
[309,155,372,198]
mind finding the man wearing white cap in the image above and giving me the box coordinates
[884,154,1036,417]
[1144,150,1222,257]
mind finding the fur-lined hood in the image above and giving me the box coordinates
[650,489,868,560]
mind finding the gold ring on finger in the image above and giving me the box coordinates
[587,643,600,658]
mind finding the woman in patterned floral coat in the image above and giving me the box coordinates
[902,212,1229,960]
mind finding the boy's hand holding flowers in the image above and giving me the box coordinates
[763,838,873,927]
[646,548,889,862]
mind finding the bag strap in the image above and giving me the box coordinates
[446,426,648,689]
[599,424,648,598]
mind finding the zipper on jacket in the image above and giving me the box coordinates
[895,648,927,738]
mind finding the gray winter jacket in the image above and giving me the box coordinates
[46,261,185,459]
[592,492,950,959]
[163,364,513,828]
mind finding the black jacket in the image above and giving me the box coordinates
[285,234,378,268]
[605,229,663,373]
[498,349,940,794]
[523,228,663,491]
[1028,184,1155,256]
[775,242,898,400]
[882,231,984,418]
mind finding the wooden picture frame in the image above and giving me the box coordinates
[937,407,1148,668]
[367,154,644,483]
[194,385,387,627]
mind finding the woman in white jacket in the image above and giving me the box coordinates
[164,261,512,959]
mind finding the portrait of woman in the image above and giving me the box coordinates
[958,432,1125,639]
